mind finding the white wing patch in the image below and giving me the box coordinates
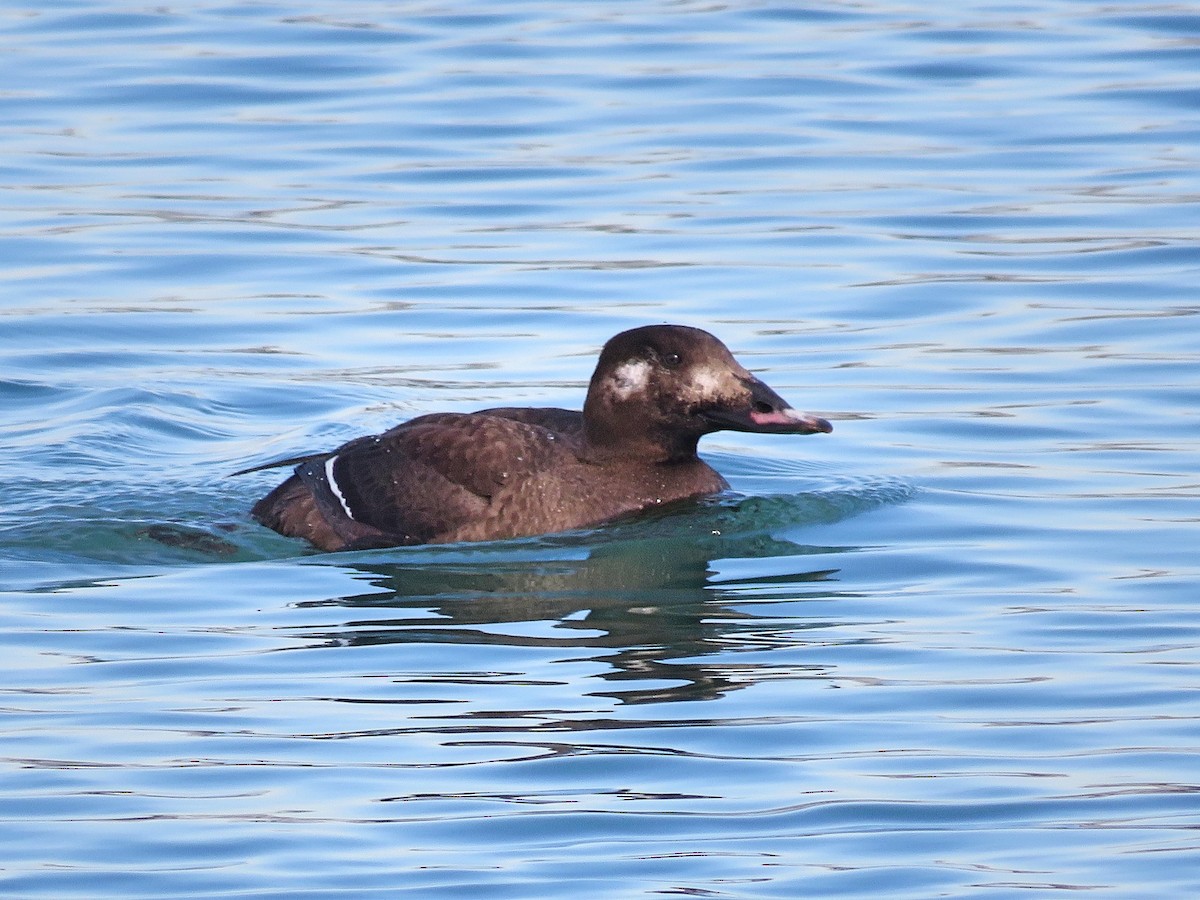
[324,455,356,520]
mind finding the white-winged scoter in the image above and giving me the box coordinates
[238,324,831,551]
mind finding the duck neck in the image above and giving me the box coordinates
[582,402,702,465]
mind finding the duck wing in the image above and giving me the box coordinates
[255,412,574,549]
[477,406,584,437]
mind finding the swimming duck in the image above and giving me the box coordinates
[239,324,831,551]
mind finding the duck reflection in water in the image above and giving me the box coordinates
[291,506,850,705]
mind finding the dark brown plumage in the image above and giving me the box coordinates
[238,325,831,551]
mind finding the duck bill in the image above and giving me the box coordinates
[748,405,833,434]
[702,376,832,435]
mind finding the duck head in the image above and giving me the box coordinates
[583,324,831,461]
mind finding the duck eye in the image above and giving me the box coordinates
[661,351,682,369]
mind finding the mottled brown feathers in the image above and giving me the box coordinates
[244,325,830,551]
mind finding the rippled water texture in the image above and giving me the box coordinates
[2,2,1198,897]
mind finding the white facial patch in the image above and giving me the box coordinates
[610,359,653,399]
[324,454,355,520]
[689,365,727,398]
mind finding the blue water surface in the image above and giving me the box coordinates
[1,2,1198,897]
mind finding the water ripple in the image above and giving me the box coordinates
[2,1,1200,897]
